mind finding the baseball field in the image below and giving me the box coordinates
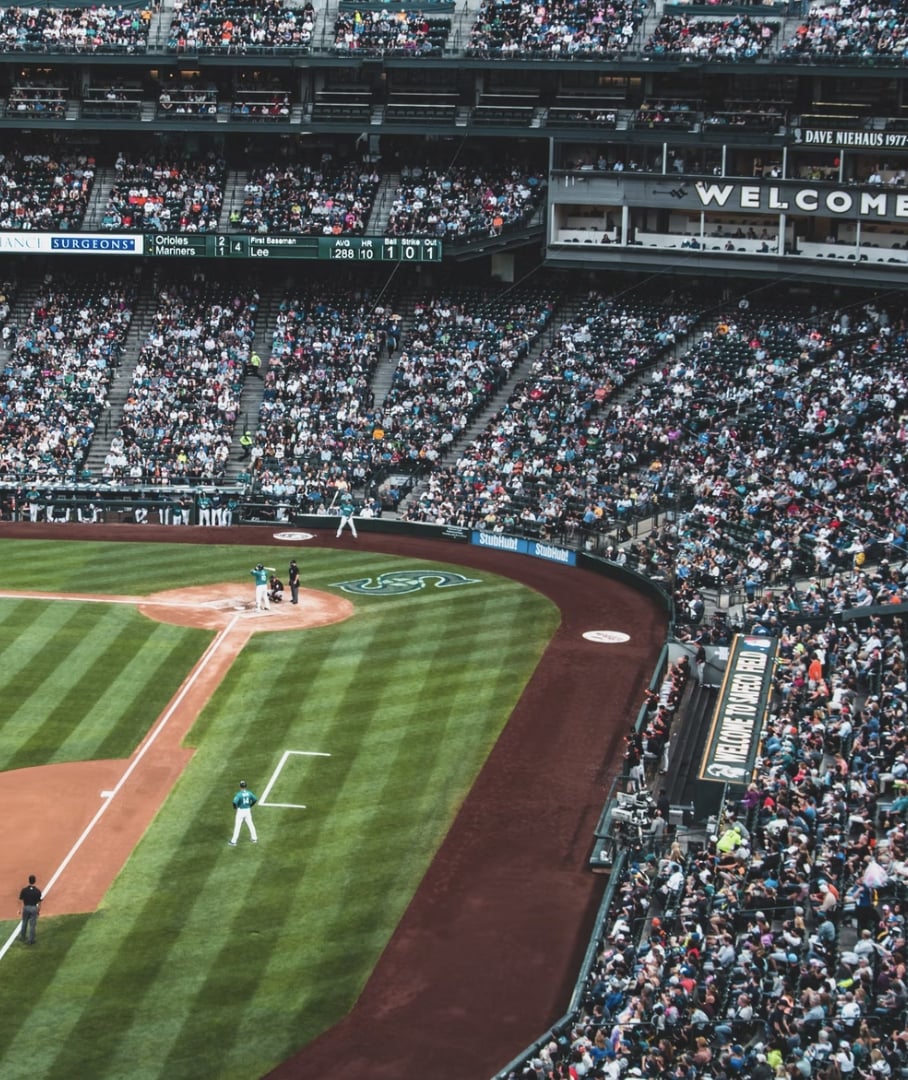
[0,524,665,1080]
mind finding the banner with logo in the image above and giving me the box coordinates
[699,634,778,785]
[471,531,577,566]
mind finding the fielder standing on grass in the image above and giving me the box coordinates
[250,563,276,611]
[18,874,42,944]
[229,780,258,846]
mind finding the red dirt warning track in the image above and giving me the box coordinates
[0,523,665,1080]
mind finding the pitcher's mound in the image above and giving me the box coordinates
[138,584,354,631]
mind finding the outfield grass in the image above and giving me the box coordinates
[0,539,559,1080]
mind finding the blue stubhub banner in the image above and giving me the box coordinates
[471,531,576,566]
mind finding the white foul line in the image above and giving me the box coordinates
[259,750,331,809]
[0,613,243,962]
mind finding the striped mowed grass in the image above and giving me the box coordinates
[0,538,559,1080]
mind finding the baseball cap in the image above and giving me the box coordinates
[239,780,247,788]
[256,563,264,570]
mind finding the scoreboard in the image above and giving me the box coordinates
[147,234,442,262]
[0,232,442,262]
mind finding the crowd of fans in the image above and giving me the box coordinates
[402,290,697,535]
[167,0,316,52]
[386,161,545,240]
[643,15,780,60]
[466,0,648,58]
[510,604,908,1079]
[99,151,225,232]
[243,286,396,507]
[781,0,908,61]
[400,291,908,629]
[372,284,558,473]
[112,274,256,484]
[230,156,379,234]
[5,82,66,117]
[604,298,908,630]
[157,83,218,117]
[0,148,95,230]
[0,5,151,52]
[0,273,136,484]
[230,89,292,121]
[333,9,450,56]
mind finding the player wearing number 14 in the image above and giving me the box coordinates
[229,780,258,845]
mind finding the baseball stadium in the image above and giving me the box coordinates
[0,3,906,1079]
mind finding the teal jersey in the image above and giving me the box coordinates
[339,498,355,516]
[251,567,269,586]
[233,789,257,809]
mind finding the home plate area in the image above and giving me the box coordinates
[138,583,354,632]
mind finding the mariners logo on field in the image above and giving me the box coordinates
[273,531,316,541]
[583,630,631,644]
[330,569,481,595]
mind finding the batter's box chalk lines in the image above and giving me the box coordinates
[259,750,332,810]
[199,597,249,611]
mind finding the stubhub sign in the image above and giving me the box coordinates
[472,531,576,566]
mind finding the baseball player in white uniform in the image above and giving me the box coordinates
[229,780,258,845]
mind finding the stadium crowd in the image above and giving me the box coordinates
[466,0,648,57]
[243,286,395,509]
[0,273,136,484]
[780,0,908,60]
[99,151,225,232]
[643,14,779,60]
[113,275,257,484]
[332,9,450,56]
[401,289,697,535]
[386,161,546,239]
[0,148,95,231]
[0,4,151,52]
[167,0,316,52]
[231,156,379,234]
[508,573,908,1079]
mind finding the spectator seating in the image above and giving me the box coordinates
[167,0,316,53]
[466,0,648,59]
[81,85,143,120]
[230,88,292,121]
[245,287,397,508]
[373,285,560,480]
[156,84,218,118]
[0,148,95,230]
[98,152,225,232]
[0,273,135,484]
[0,5,151,53]
[230,156,379,234]
[116,279,258,484]
[5,83,66,117]
[385,160,546,241]
[507,587,908,1078]
[643,14,780,59]
[403,289,699,538]
[782,0,908,60]
[333,9,451,56]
